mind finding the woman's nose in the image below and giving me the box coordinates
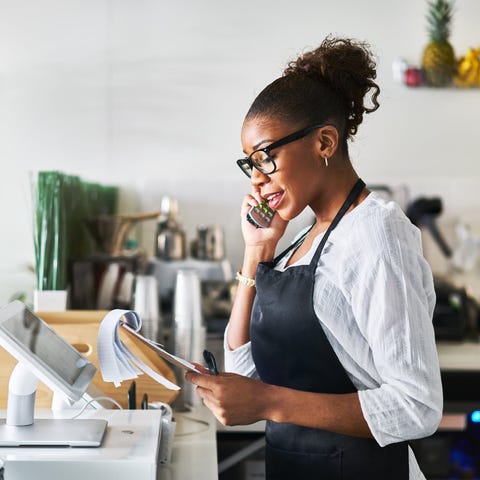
[250,168,270,187]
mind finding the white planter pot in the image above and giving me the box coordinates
[33,290,68,312]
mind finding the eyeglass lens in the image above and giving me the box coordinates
[238,160,253,177]
[250,150,275,174]
[237,151,275,178]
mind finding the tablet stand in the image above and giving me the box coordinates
[0,361,107,447]
[7,362,38,426]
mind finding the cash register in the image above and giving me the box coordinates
[0,301,166,480]
[0,300,107,446]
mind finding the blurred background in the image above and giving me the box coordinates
[1,0,479,304]
[1,2,480,478]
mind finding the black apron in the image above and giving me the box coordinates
[250,179,409,479]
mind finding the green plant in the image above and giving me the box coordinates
[32,171,118,291]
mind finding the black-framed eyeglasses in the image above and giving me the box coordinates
[236,123,334,178]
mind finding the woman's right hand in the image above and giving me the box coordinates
[228,190,286,349]
[240,191,288,249]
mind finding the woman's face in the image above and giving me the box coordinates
[241,116,326,221]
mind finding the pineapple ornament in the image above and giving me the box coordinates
[421,0,456,87]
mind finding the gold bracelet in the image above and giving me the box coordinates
[236,271,256,287]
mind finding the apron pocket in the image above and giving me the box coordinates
[265,441,342,480]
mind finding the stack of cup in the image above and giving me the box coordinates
[133,275,162,343]
[172,269,206,409]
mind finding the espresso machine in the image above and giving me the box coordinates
[147,197,234,333]
[147,237,235,332]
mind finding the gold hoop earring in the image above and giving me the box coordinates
[324,157,329,167]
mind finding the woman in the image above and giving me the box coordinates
[186,36,442,479]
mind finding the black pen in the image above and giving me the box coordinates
[203,349,219,376]
[128,380,137,409]
[141,393,149,410]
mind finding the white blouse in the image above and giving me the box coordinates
[224,192,443,480]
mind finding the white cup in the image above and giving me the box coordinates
[173,269,204,331]
[134,275,161,342]
[172,269,205,409]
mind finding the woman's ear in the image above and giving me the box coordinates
[315,126,339,159]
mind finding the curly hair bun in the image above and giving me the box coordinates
[283,36,380,138]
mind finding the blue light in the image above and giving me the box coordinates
[471,411,480,423]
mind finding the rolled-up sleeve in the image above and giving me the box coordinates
[223,324,259,378]
[352,230,443,446]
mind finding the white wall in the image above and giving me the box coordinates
[1,0,480,304]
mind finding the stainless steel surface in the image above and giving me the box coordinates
[192,225,225,260]
[147,257,234,302]
[155,196,187,260]
[160,196,179,219]
[156,227,186,260]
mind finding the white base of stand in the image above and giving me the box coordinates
[0,418,107,447]
[4,363,107,447]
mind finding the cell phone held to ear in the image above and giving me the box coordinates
[246,198,276,228]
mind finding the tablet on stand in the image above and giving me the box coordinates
[0,301,107,447]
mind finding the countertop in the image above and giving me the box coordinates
[1,338,478,480]
[0,409,163,479]
[436,340,480,371]
[0,407,218,480]
[160,405,218,479]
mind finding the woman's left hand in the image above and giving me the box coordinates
[185,369,271,426]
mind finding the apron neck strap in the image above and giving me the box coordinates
[273,178,366,267]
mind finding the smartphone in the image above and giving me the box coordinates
[246,198,276,228]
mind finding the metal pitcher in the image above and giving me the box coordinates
[191,225,225,261]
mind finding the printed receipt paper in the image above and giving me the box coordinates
[97,309,201,390]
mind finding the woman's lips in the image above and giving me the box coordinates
[266,192,283,210]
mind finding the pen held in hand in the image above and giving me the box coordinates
[203,350,219,375]
[128,380,137,409]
